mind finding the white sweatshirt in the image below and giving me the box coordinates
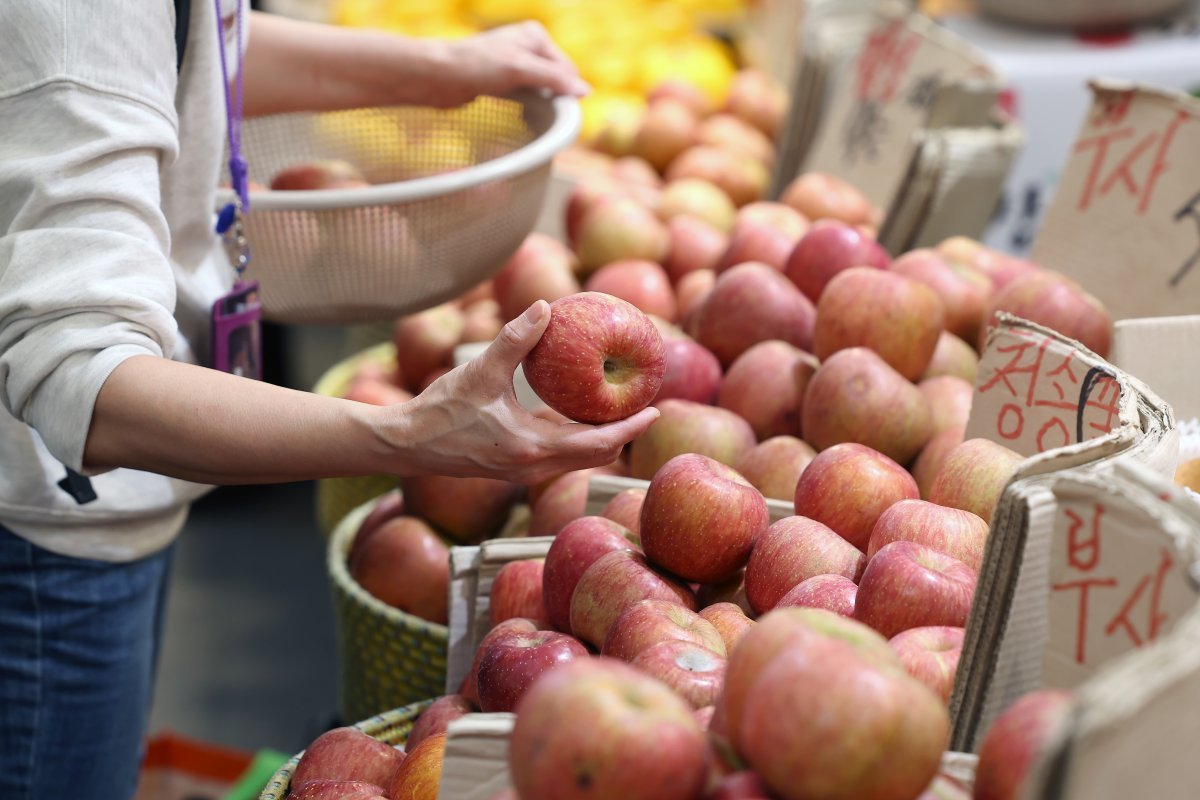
[0,0,246,561]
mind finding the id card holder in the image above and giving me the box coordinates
[211,279,263,380]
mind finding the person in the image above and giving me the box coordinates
[0,3,657,798]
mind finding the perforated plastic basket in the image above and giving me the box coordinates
[216,91,579,324]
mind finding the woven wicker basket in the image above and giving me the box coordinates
[257,701,431,800]
[330,500,449,721]
[312,342,401,537]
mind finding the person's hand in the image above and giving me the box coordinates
[431,22,590,108]
[387,300,657,484]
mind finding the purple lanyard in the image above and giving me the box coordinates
[214,0,250,273]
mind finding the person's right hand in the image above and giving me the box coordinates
[384,300,658,485]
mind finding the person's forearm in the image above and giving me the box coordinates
[242,12,449,117]
[82,356,403,484]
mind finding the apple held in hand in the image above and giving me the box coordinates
[349,517,449,625]
[793,443,919,552]
[292,727,403,788]
[889,626,964,704]
[632,640,727,709]
[928,438,1023,524]
[854,541,978,639]
[523,293,666,424]
[867,499,988,572]
[603,598,726,661]
[510,658,710,800]
[974,689,1073,800]
[489,559,549,627]
[475,626,589,713]
[542,515,638,633]
[569,549,696,648]
[776,574,858,618]
[744,516,866,615]
[640,454,770,584]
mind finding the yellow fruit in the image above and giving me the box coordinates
[580,91,646,145]
[639,34,737,109]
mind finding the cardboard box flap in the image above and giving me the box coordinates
[438,713,516,800]
[803,0,997,216]
[1031,80,1200,321]
[585,474,795,522]
[1111,315,1200,423]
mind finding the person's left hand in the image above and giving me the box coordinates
[431,22,590,108]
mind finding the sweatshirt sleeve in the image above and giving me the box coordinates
[0,1,183,472]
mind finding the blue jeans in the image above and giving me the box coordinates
[0,523,174,800]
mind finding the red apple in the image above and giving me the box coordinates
[492,234,581,322]
[738,201,810,238]
[813,267,944,381]
[693,262,816,367]
[611,155,663,191]
[867,499,988,572]
[983,270,1113,357]
[780,172,878,228]
[603,598,726,661]
[739,623,947,800]
[293,727,402,787]
[475,626,589,713]
[405,694,472,752]
[785,219,891,303]
[912,426,967,500]
[888,626,964,704]
[653,338,723,405]
[542,515,639,633]
[801,348,933,465]
[600,489,646,535]
[490,559,549,627]
[793,443,919,552]
[529,468,595,538]
[717,217,797,274]
[928,438,1023,524]
[664,216,728,282]
[640,453,770,584]
[854,541,978,639]
[734,436,817,502]
[676,269,716,327]
[974,689,1073,800]
[891,248,992,344]
[385,732,445,800]
[632,98,700,172]
[632,640,727,709]
[657,178,737,232]
[585,260,677,321]
[919,376,974,437]
[717,340,818,440]
[649,79,711,116]
[777,574,857,618]
[348,489,406,570]
[350,517,449,624]
[287,781,386,800]
[630,399,756,480]
[698,603,756,655]
[523,292,666,424]
[271,159,366,190]
[699,113,776,167]
[462,618,543,708]
[566,182,624,247]
[922,331,980,382]
[667,145,770,208]
[569,550,696,647]
[576,197,670,275]
[510,658,710,800]
[392,304,466,392]
[724,69,787,139]
[707,771,776,799]
[744,516,866,614]
[461,299,504,343]
[400,474,519,544]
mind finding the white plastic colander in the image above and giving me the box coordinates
[214,90,580,324]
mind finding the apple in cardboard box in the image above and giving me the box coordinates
[666,145,770,208]
[693,262,816,367]
[921,331,980,382]
[793,443,920,552]
[983,269,1113,358]
[569,549,696,648]
[717,341,818,441]
[475,626,589,713]
[656,178,737,232]
[576,197,670,275]
[602,598,726,661]
[631,640,727,709]
[973,689,1073,800]
[523,292,666,424]
[600,488,647,535]
[779,172,877,228]
[632,98,700,172]
[813,267,944,382]
[801,348,933,466]
[775,574,858,619]
[928,438,1023,524]
[510,658,710,800]
[854,541,978,639]
[654,338,724,405]
[664,216,728,282]
[584,260,678,321]
[912,426,967,500]
[888,626,964,704]
[891,248,992,345]
[784,219,890,303]
[489,558,549,627]
[542,515,639,633]
[744,517,866,615]
[699,602,756,655]
[867,499,988,572]
[919,376,974,437]
[640,453,770,584]
[629,399,756,480]
[734,436,817,502]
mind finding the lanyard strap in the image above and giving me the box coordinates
[214,0,249,212]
